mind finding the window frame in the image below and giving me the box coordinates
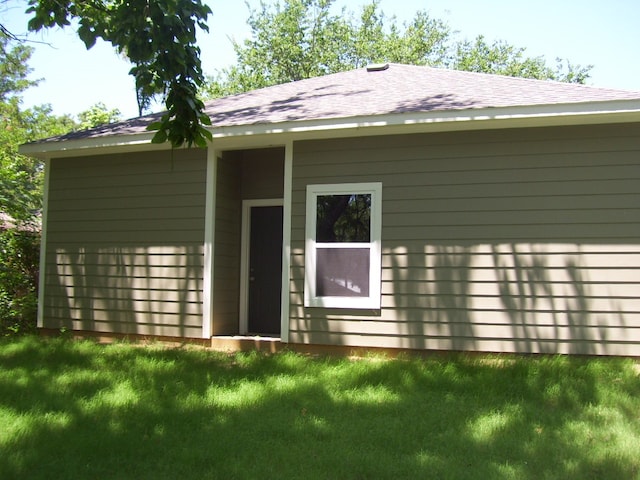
[304,182,382,309]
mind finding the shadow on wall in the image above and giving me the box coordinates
[45,243,204,338]
[289,235,636,356]
[391,241,633,356]
[40,149,209,339]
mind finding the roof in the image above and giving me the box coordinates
[22,63,640,154]
[204,63,640,126]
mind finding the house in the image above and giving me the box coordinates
[20,63,640,355]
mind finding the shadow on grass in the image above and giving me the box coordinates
[0,337,639,480]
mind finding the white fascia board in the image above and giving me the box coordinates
[18,99,640,158]
[18,132,161,159]
[210,100,640,144]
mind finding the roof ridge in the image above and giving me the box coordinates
[383,63,640,93]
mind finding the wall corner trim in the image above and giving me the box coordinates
[280,141,294,343]
[202,147,218,339]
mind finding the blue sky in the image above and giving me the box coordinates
[2,0,639,120]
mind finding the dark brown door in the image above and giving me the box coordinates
[248,205,283,335]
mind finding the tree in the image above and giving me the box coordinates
[203,0,591,98]
[0,26,36,99]
[77,102,121,130]
[453,36,592,84]
[204,0,452,97]
[26,0,213,148]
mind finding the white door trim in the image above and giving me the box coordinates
[239,198,284,335]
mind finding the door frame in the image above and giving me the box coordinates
[239,198,284,335]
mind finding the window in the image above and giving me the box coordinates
[305,182,382,309]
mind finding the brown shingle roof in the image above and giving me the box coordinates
[204,63,640,127]
[29,64,640,144]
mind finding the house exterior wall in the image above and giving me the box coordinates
[241,147,285,200]
[43,149,207,337]
[289,123,640,355]
[212,151,242,335]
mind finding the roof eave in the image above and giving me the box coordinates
[19,99,640,158]
[209,99,640,148]
[18,132,163,159]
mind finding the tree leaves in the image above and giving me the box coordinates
[203,0,592,99]
[451,35,593,83]
[200,0,453,97]
[77,102,121,130]
[0,37,38,101]
[26,0,212,148]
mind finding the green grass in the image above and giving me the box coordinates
[1,336,639,480]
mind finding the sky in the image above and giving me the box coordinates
[2,0,639,120]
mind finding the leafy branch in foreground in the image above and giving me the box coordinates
[26,0,213,147]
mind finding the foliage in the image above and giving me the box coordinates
[0,229,39,336]
[1,339,639,479]
[453,35,592,83]
[0,29,36,100]
[77,102,121,130]
[0,117,42,222]
[204,0,449,97]
[0,100,78,221]
[203,0,592,98]
[1,102,118,223]
[26,0,213,147]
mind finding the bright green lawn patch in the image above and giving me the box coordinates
[1,336,639,480]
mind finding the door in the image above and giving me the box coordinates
[247,205,283,335]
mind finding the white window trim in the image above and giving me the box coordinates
[304,182,382,309]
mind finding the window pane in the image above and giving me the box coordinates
[316,248,370,297]
[316,194,371,242]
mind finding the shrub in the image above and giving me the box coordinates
[0,227,39,335]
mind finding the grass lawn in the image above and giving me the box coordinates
[1,336,639,479]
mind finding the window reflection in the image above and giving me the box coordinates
[316,194,371,242]
[316,248,370,297]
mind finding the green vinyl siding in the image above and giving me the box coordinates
[212,152,242,335]
[43,149,207,338]
[289,123,640,355]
